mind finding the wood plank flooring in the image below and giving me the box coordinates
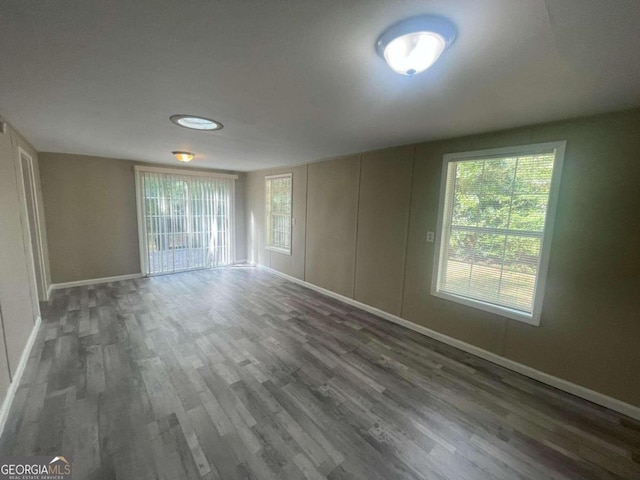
[1,266,639,479]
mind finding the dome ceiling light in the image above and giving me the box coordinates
[170,114,223,131]
[172,151,195,162]
[376,15,457,76]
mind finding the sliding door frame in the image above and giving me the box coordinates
[134,165,238,276]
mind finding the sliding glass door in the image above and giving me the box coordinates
[136,167,236,276]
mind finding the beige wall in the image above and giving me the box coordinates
[306,155,360,297]
[355,146,414,316]
[246,164,308,280]
[40,154,140,283]
[0,119,49,404]
[245,108,640,407]
[39,153,246,283]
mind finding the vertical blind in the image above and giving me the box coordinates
[265,174,292,253]
[138,170,234,275]
[437,151,557,314]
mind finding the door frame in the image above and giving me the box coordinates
[134,165,238,276]
[16,147,47,310]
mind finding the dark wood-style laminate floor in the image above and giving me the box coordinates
[1,266,639,479]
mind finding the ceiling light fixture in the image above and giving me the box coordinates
[376,15,456,76]
[170,114,223,131]
[172,151,195,162]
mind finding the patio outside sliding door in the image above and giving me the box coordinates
[135,167,236,276]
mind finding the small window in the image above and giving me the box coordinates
[432,142,565,325]
[265,173,292,255]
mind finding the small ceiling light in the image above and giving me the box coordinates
[172,151,195,163]
[170,114,223,131]
[376,15,456,76]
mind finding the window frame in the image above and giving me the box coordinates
[431,141,566,326]
[134,165,238,276]
[265,173,293,255]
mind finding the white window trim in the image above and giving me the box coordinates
[134,165,238,180]
[265,173,293,256]
[431,141,566,326]
[265,245,292,255]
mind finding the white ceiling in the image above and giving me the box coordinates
[1,0,639,171]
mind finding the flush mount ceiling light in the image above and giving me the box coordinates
[172,151,195,162]
[170,114,223,131]
[376,15,456,76]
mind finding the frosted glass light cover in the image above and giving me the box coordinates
[170,115,223,131]
[383,32,447,76]
[172,151,194,162]
[177,117,220,130]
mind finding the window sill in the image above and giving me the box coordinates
[430,289,540,326]
[266,245,291,256]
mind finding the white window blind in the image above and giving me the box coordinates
[136,169,235,275]
[432,142,565,325]
[265,173,292,254]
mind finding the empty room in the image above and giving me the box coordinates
[0,1,639,479]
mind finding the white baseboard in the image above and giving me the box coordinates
[46,283,53,301]
[255,264,640,421]
[0,315,41,437]
[49,273,143,291]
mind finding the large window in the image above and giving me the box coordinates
[135,167,236,275]
[432,142,565,325]
[265,173,292,254]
